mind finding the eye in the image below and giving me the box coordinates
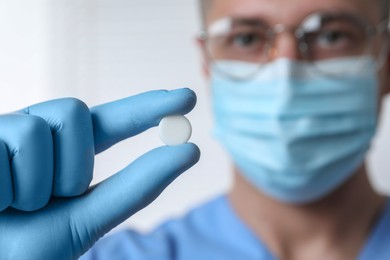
[232,33,261,47]
[316,30,349,48]
[227,30,267,54]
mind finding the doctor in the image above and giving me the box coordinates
[1,0,390,259]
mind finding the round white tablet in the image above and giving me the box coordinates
[159,115,192,146]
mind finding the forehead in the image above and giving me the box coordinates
[206,0,381,25]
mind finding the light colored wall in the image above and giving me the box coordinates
[0,0,389,234]
[0,0,51,110]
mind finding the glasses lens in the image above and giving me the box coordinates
[204,18,269,79]
[300,13,374,75]
[204,13,379,78]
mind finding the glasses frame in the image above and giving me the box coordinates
[198,11,390,81]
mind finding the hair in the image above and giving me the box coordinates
[199,0,390,24]
[380,0,390,22]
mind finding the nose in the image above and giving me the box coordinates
[268,30,300,60]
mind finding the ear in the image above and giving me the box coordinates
[195,37,210,79]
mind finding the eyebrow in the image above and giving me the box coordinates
[229,17,269,27]
[227,11,374,29]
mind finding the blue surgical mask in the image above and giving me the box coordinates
[211,57,378,203]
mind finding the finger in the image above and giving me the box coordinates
[0,140,12,211]
[70,143,200,254]
[0,114,53,211]
[91,88,197,154]
[20,98,95,197]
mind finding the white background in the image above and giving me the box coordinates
[0,0,389,234]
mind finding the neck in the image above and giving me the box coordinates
[228,165,386,260]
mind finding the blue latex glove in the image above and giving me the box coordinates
[0,88,200,260]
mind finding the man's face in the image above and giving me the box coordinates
[200,0,390,100]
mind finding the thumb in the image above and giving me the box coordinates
[68,143,200,255]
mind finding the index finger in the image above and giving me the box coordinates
[91,88,197,154]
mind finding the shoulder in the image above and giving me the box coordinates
[80,195,231,260]
[149,195,231,253]
[156,195,227,236]
[359,198,390,260]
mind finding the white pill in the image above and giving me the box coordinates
[159,115,192,146]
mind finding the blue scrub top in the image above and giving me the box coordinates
[81,196,390,260]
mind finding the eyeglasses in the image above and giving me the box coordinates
[199,12,389,80]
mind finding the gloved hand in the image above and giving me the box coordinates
[0,88,200,260]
